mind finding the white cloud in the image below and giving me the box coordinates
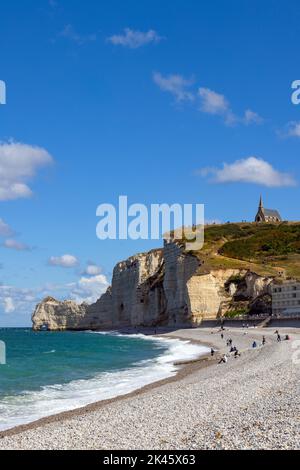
[83,264,101,276]
[198,88,263,126]
[3,238,31,251]
[68,274,109,304]
[285,121,300,138]
[199,157,296,187]
[199,87,230,115]
[59,24,97,45]
[3,297,15,313]
[48,254,79,268]
[0,285,36,316]
[107,28,162,48]
[154,77,262,125]
[0,219,14,237]
[0,141,53,201]
[243,109,264,125]
[153,72,194,102]
[0,272,109,318]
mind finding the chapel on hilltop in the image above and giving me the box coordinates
[255,196,282,223]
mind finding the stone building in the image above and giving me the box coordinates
[271,281,300,316]
[255,196,282,223]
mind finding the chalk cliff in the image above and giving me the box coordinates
[32,241,273,331]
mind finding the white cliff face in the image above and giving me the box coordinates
[243,272,273,298]
[32,297,87,331]
[32,243,274,331]
[111,249,165,327]
[186,270,245,323]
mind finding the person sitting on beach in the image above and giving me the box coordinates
[234,349,241,358]
[218,354,227,364]
[285,334,290,341]
[252,341,257,348]
[229,338,233,346]
[229,346,236,353]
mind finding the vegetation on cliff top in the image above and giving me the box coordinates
[183,222,300,280]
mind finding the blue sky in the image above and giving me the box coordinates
[0,0,300,326]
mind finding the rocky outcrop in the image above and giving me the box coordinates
[32,242,275,331]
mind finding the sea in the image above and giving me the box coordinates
[0,328,208,431]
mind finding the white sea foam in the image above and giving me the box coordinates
[0,334,209,431]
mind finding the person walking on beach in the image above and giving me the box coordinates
[218,354,227,364]
[262,336,266,346]
[277,333,281,342]
[211,348,215,357]
[221,333,224,340]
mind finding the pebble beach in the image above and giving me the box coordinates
[0,325,299,450]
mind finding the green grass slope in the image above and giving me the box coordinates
[187,222,300,280]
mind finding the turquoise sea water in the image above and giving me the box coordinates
[0,328,208,431]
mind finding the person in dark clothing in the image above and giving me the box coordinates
[218,354,227,364]
[277,334,281,342]
[262,336,266,345]
[211,348,215,357]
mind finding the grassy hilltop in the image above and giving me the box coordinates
[183,222,300,280]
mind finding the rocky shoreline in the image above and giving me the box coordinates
[1,325,299,450]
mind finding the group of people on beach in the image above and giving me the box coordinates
[216,327,291,365]
[216,333,241,364]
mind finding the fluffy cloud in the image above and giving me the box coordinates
[3,297,15,313]
[284,121,300,138]
[83,264,102,276]
[0,271,109,320]
[67,274,109,304]
[107,28,162,48]
[0,141,53,201]
[0,219,14,237]
[48,254,79,268]
[59,24,97,45]
[3,238,31,251]
[199,157,296,187]
[198,88,263,126]
[0,284,37,315]
[243,109,264,125]
[153,72,194,102]
[199,87,230,115]
[154,75,262,125]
